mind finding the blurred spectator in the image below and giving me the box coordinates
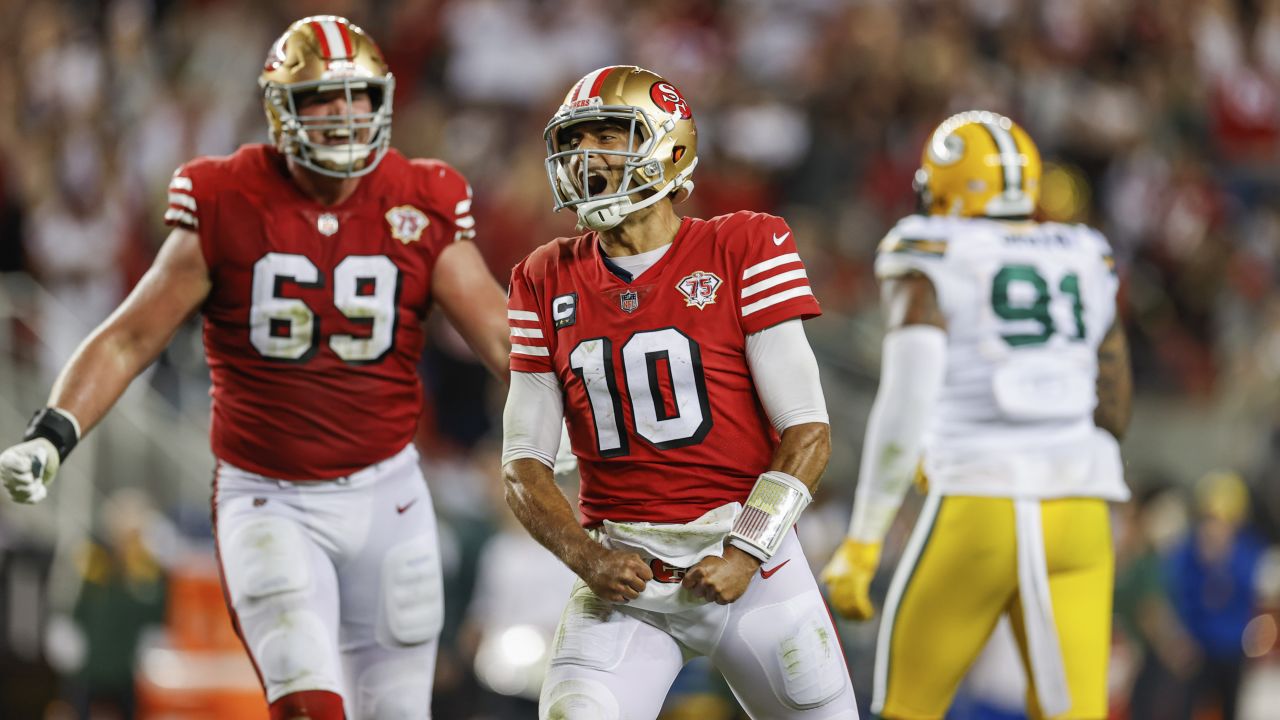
[1167,471,1270,719]
[1114,485,1199,719]
[60,489,168,720]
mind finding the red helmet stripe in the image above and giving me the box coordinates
[335,21,354,58]
[309,20,333,58]
[588,66,617,97]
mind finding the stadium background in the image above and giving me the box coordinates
[0,0,1279,717]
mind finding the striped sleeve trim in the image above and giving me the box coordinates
[454,188,475,241]
[166,174,198,229]
[509,308,547,356]
[740,252,812,318]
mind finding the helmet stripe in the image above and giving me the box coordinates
[335,21,354,58]
[980,121,1022,194]
[309,20,333,58]
[575,66,615,102]
[318,20,350,59]
[588,66,617,97]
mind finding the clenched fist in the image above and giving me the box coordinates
[820,539,881,621]
[0,438,60,504]
[581,546,654,603]
[681,545,761,605]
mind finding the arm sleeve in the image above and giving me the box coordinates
[507,264,554,373]
[501,371,564,468]
[746,319,829,432]
[735,215,822,334]
[847,325,948,543]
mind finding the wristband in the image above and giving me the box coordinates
[728,471,812,562]
[23,407,81,462]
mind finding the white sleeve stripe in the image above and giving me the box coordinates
[168,193,197,210]
[508,310,540,321]
[512,344,550,356]
[742,253,801,280]
[164,208,199,227]
[456,215,476,229]
[455,198,472,215]
[741,269,809,298]
[169,176,193,191]
[510,327,544,339]
[741,286,814,316]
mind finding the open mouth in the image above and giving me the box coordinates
[586,172,609,196]
[320,128,355,145]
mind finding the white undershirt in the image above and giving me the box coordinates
[501,318,827,467]
[605,243,671,280]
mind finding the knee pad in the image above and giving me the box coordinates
[224,515,312,602]
[738,593,847,710]
[549,582,638,671]
[269,689,345,720]
[381,536,443,646]
[257,610,338,688]
[540,678,620,720]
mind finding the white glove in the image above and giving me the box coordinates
[0,437,60,504]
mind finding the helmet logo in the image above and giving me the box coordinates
[676,271,722,310]
[385,205,429,244]
[650,82,691,120]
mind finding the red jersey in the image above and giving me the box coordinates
[507,211,821,525]
[164,145,475,480]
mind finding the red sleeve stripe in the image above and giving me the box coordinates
[512,344,550,357]
[742,253,801,280]
[741,286,814,317]
[741,269,808,299]
[164,208,198,228]
[168,192,197,211]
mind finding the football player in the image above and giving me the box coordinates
[0,16,510,720]
[820,111,1133,719]
[500,66,859,719]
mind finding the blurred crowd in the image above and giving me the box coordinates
[3,0,1280,717]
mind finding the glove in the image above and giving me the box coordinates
[820,539,882,621]
[0,437,60,504]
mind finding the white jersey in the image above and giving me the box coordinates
[875,215,1128,501]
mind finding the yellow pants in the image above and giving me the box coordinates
[874,495,1113,720]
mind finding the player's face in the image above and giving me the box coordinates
[557,120,637,198]
[296,89,375,145]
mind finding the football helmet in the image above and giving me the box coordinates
[914,110,1041,218]
[260,16,394,178]
[544,66,698,231]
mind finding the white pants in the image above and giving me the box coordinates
[540,530,859,720]
[213,444,443,719]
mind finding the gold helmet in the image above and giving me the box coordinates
[914,110,1041,218]
[544,66,698,231]
[260,16,394,178]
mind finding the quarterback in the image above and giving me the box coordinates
[0,16,509,720]
[500,66,859,719]
[821,111,1132,719]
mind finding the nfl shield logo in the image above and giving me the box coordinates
[620,290,640,313]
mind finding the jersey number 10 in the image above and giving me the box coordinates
[991,264,1085,347]
[569,328,713,457]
